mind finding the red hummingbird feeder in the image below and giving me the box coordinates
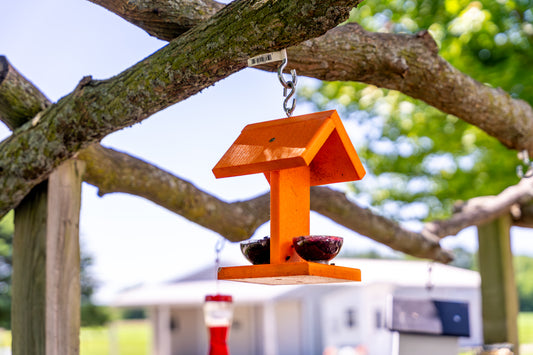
[204,294,234,355]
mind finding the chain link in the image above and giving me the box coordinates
[277,58,297,117]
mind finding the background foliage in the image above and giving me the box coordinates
[301,0,532,222]
[0,213,12,329]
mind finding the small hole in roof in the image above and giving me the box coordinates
[269,137,276,142]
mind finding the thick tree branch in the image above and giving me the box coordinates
[88,0,225,41]
[309,186,452,262]
[278,24,533,153]
[0,0,361,218]
[78,144,453,262]
[0,56,452,262]
[0,56,51,130]
[78,144,271,241]
[92,0,533,154]
[424,178,533,238]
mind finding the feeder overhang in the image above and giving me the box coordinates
[212,110,366,185]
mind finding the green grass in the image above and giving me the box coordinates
[0,313,531,354]
[0,329,10,347]
[81,320,151,355]
[0,320,150,355]
[80,327,110,355]
[519,312,533,344]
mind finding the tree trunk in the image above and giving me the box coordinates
[12,160,84,355]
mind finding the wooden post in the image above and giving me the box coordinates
[12,160,84,355]
[477,215,519,354]
[270,167,310,264]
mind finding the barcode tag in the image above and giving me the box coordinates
[248,49,287,67]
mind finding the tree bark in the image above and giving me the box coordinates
[310,186,451,262]
[88,0,225,41]
[424,177,533,238]
[278,24,533,153]
[78,144,270,242]
[91,0,533,154]
[0,0,362,219]
[0,56,50,130]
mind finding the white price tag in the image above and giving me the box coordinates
[248,49,287,67]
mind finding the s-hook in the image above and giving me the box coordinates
[277,57,297,117]
[517,150,533,178]
[247,49,298,117]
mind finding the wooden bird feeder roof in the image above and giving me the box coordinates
[213,110,366,185]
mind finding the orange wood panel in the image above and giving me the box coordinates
[310,130,362,185]
[212,109,366,186]
[270,167,310,264]
[218,262,361,285]
[213,112,335,178]
[326,111,366,181]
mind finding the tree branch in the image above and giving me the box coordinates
[424,177,533,238]
[88,0,225,41]
[310,186,452,262]
[0,55,452,262]
[0,0,361,218]
[90,0,533,154]
[0,56,51,130]
[78,144,271,242]
[277,24,533,153]
[78,144,453,262]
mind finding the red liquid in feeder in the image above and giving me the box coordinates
[208,326,230,355]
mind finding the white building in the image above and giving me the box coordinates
[113,258,482,355]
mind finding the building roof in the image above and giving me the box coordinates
[212,110,366,186]
[112,258,480,308]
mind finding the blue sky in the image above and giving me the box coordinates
[2,0,530,303]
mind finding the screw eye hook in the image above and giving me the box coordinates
[517,150,533,178]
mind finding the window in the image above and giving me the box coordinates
[375,310,382,329]
[346,308,357,328]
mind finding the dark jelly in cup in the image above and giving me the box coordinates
[292,235,343,263]
[240,237,270,265]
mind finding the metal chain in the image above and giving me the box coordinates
[215,237,226,270]
[277,58,297,117]
[214,237,226,292]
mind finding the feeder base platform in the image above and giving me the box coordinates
[218,262,361,285]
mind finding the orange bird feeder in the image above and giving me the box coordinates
[212,110,366,285]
